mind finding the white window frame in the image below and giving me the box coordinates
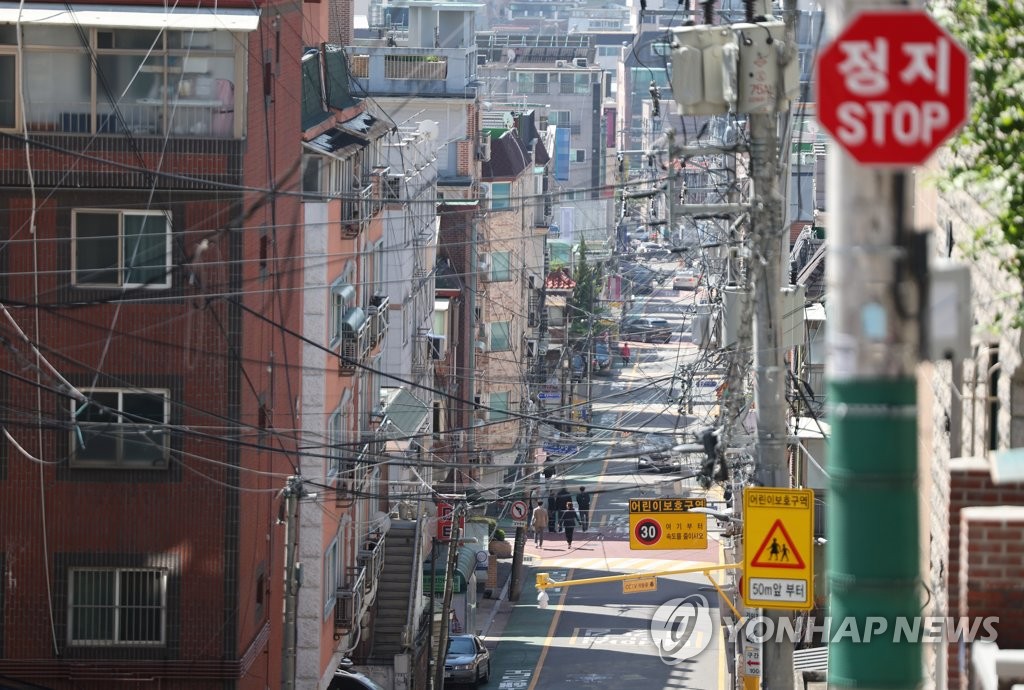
[490,321,512,352]
[323,538,339,619]
[71,209,172,289]
[17,26,245,137]
[327,392,351,479]
[68,567,168,646]
[71,388,171,469]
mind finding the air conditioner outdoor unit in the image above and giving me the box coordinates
[555,60,567,68]
[574,57,587,67]
[479,253,491,272]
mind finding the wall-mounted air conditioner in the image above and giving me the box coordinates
[555,60,567,68]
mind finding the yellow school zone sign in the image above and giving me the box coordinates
[742,487,814,610]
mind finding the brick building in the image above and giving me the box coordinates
[0,1,306,687]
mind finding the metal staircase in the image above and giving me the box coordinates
[368,520,419,662]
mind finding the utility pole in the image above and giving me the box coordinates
[433,503,464,690]
[825,3,922,688]
[746,0,798,685]
[281,476,303,690]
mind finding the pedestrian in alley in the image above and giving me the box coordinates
[556,487,572,523]
[547,490,558,533]
[576,487,591,532]
[560,499,580,548]
[621,342,631,366]
[531,500,549,547]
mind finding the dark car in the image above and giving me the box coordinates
[444,634,490,686]
[592,340,612,375]
[621,317,674,344]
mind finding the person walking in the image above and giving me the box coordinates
[555,487,572,533]
[531,500,549,547]
[546,490,558,533]
[621,342,631,366]
[576,487,592,532]
[560,499,579,548]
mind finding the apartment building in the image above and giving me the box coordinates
[0,1,304,686]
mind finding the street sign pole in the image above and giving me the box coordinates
[817,5,968,688]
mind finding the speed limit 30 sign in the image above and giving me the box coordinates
[628,497,708,550]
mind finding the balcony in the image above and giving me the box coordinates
[334,566,366,639]
[346,46,477,98]
[367,294,390,348]
[341,185,375,238]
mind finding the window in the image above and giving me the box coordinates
[72,210,171,288]
[491,183,512,211]
[490,322,511,352]
[72,389,170,469]
[516,71,548,95]
[489,392,510,421]
[324,539,339,618]
[18,27,242,137]
[0,51,16,130]
[329,279,357,346]
[491,251,511,281]
[572,149,587,163]
[327,407,345,477]
[68,568,167,646]
[549,110,571,128]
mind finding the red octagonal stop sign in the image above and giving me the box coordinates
[816,9,969,166]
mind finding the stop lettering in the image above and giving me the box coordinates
[836,101,949,148]
[816,9,969,166]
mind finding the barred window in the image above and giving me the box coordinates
[68,568,167,646]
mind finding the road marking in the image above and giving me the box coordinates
[498,669,533,689]
[533,557,708,572]
[526,568,573,690]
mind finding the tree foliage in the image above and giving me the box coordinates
[569,239,602,336]
[939,1,1024,275]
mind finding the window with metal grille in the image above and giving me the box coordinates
[68,568,166,646]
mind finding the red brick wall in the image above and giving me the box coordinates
[957,506,1024,690]
[947,459,1024,688]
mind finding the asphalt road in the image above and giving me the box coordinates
[485,278,730,690]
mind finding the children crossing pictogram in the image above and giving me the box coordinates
[749,519,806,569]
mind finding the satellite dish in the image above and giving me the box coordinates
[418,120,439,141]
[503,112,515,129]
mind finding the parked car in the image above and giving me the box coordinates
[673,270,701,290]
[444,634,490,686]
[621,317,674,344]
[592,340,612,375]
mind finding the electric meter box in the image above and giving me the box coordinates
[669,25,738,115]
[734,20,800,114]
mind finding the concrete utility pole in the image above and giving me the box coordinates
[281,476,303,690]
[825,3,922,687]
[749,97,794,690]
[747,0,798,685]
[433,504,464,690]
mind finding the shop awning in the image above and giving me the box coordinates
[0,3,261,31]
[382,389,430,451]
[423,544,479,594]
